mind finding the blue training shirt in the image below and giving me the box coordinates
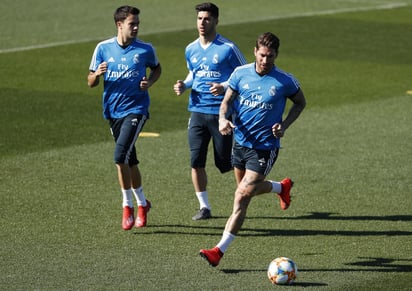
[185,34,246,115]
[89,37,159,119]
[228,63,300,150]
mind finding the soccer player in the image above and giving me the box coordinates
[173,2,246,220]
[87,6,162,230]
[199,32,306,266]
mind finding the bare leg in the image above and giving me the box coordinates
[116,163,131,189]
[234,167,245,186]
[192,167,207,192]
[130,164,142,189]
[225,169,272,235]
[200,168,277,265]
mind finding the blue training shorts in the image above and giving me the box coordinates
[109,114,147,165]
[232,142,279,176]
[188,112,233,173]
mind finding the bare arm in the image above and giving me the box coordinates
[272,89,307,137]
[219,87,238,135]
[87,62,108,88]
[140,63,162,90]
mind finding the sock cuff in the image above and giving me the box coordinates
[269,180,282,193]
[223,231,235,239]
[133,186,143,194]
[122,188,133,195]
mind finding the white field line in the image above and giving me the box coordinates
[0,2,407,54]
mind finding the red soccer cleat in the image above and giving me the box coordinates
[122,206,135,230]
[199,247,224,267]
[277,178,294,210]
[135,200,151,228]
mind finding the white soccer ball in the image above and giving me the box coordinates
[267,257,298,285]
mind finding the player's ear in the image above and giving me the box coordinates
[213,16,218,27]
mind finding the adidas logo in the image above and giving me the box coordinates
[258,158,266,166]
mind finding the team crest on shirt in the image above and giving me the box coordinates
[212,54,219,64]
[269,86,276,96]
[133,54,140,64]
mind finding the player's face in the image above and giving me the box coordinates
[254,46,277,75]
[197,11,217,37]
[119,14,140,40]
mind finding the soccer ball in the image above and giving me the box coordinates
[267,257,298,285]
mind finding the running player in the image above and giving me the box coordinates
[88,5,162,230]
[200,32,306,266]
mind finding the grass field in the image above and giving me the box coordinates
[1,0,411,290]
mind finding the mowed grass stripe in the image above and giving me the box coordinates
[1,94,410,213]
[1,6,411,157]
[1,1,408,54]
[1,2,411,289]
[1,0,409,52]
[0,95,410,289]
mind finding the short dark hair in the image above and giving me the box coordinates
[195,2,219,18]
[256,32,280,54]
[114,5,140,23]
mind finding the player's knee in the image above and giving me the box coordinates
[235,188,253,202]
[114,152,138,165]
[114,152,127,164]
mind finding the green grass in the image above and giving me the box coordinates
[1,0,411,290]
[3,0,408,51]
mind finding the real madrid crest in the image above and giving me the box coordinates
[269,86,276,96]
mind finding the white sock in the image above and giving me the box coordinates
[196,191,210,210]
[133,187,147,206]
[121,189,134,208]
[269,180,282,194]
[216,231,235,253]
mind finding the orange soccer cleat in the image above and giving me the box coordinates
[199,247,224,267]
[135,200,151,228]
[277,178,294,210]
[122,206,135,230]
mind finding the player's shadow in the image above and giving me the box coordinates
[220,257,411,286]
[221,268,328,287]
[135,212,412,238]
[138,223,412,237]
[348,257,412,272]
[236,228,412,237]
[220,257,412,274]
[249,212,412,222]
[300,257,412,273]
